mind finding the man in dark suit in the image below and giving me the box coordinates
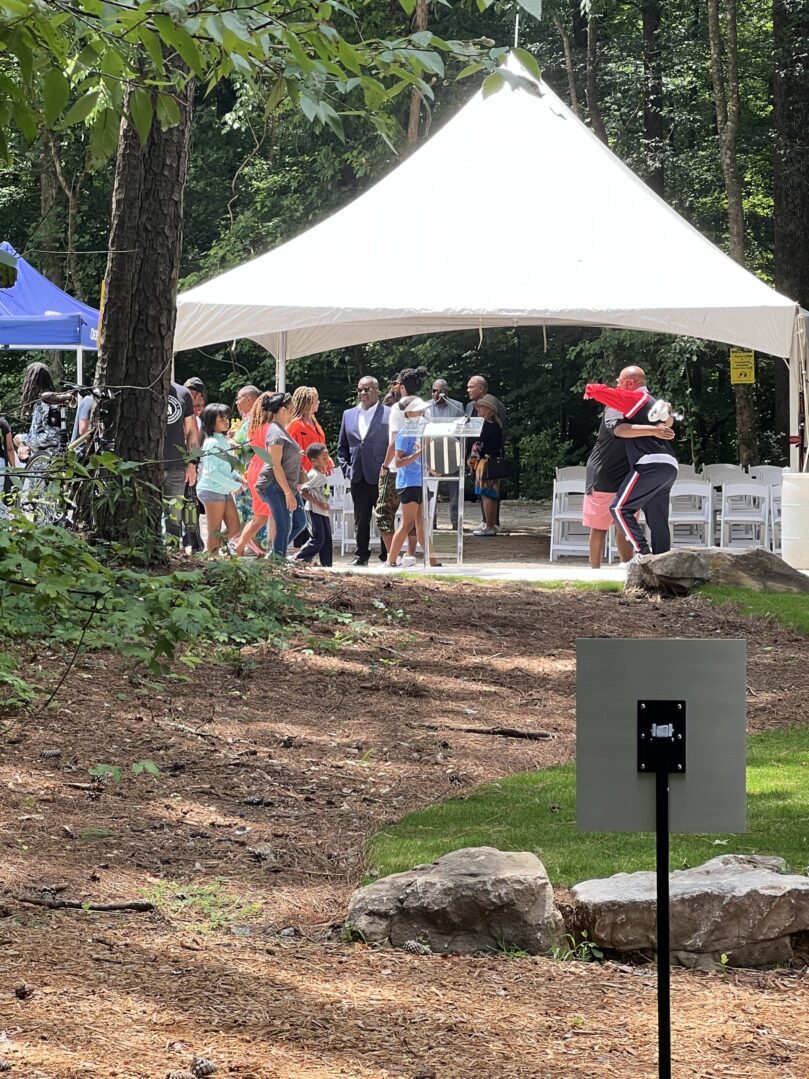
[337,376,390,565]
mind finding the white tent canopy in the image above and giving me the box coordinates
[175,54,808,460]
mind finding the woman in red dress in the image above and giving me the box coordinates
[231,392,277,555]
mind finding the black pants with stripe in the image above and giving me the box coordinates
[611,464,677,556]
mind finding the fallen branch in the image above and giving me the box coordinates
[17,896,154,913]
[414,722,552,741]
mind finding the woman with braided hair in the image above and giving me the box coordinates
[17,362,60,457]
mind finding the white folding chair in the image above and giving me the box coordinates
[769,485,782,555]
[668,481,712,548]
[703,464,747,543]
[556,466,587,482]
[749,465,785,485]
[719,482,769,550]
[549,479,589,561]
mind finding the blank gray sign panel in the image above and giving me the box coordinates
[576,639,746,834]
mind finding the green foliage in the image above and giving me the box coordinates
[517,431,575,500]
[367,726,809,887]
[88,760,160,783]
[0,512,326,708]
[552,931,604,963]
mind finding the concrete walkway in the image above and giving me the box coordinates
[330,559,625,583]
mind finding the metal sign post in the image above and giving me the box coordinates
[637,699,686,1079]
[577,639,746,1079]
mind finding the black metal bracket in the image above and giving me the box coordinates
[637,700,686,775]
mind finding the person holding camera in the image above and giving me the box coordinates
[425,379,464,530]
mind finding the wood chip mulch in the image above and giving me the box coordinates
[1,575,807,1077]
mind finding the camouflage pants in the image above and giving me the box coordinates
[374,467,401,534]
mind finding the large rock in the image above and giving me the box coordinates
[346,846,563,955]
[626,546,809,595]
[572,854,809,967]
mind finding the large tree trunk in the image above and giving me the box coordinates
[706,0,757,465]
[773,0,809,459]
[585,12,608,143]
[641,0,664,196]
[406,0,428,148]
[94,74,194,554]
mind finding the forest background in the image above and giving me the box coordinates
[1,0,807,500]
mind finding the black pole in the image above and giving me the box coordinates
[655,760,672,1079]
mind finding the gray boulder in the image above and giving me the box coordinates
[625,546,809,595]
[572,854,809,968]
[346,846,563,955]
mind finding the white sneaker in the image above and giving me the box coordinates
[401,555,417,568]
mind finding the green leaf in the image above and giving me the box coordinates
[129,87,153,145]
[398,0,416,14]
[456,61,485,80]
[62,91,99,126]
[516,0,544,20]
[89,107,119,164]
[12,100,37,143]
[481,71,505,98]
[42,69,70,125]
[131,760,161,777]
[138,26,165,76]
[155,92,181,130]
[265,76,287,115]
[512,47,541,81]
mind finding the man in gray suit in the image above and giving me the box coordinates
[337,376,390,565]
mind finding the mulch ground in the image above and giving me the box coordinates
[1,575,808,1078]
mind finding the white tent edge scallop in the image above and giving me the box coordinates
[174,51,809,467]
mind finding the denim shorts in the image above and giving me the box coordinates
[196,488,231,505]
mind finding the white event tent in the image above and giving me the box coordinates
[175,53,809,467]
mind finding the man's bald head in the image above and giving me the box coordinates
[618,365,646,389]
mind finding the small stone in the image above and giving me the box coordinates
[0,1061,11,1072]
[14,983,34,1000]
[166,1071,196,1079]
[279,927,296,938]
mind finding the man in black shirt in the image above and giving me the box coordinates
[610,368,677,557]
[164,381,198,541]
[583,403,635,568]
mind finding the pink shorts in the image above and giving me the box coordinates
[582,490,616,530]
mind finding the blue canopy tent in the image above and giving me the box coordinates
[0,241,99,384]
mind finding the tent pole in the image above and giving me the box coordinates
[276,332,287,392]
[76,346,84,386]
[789,308,808,472]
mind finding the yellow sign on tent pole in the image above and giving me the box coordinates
[730,348,755,384]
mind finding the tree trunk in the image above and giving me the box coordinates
[47,132,87,301]
[94,74,194,554]
[706,0,757,465]
[406,0,428,148]
[585,12,608,143]
[554,15,580,117]
[641,0,664,196]
[773,0,809,459]
[38,136,64,288]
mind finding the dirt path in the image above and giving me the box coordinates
[1,576,808,1078]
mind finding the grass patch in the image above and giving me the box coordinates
[703,586,809,636]
[141,879,262,932]
[368,727,809,887]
